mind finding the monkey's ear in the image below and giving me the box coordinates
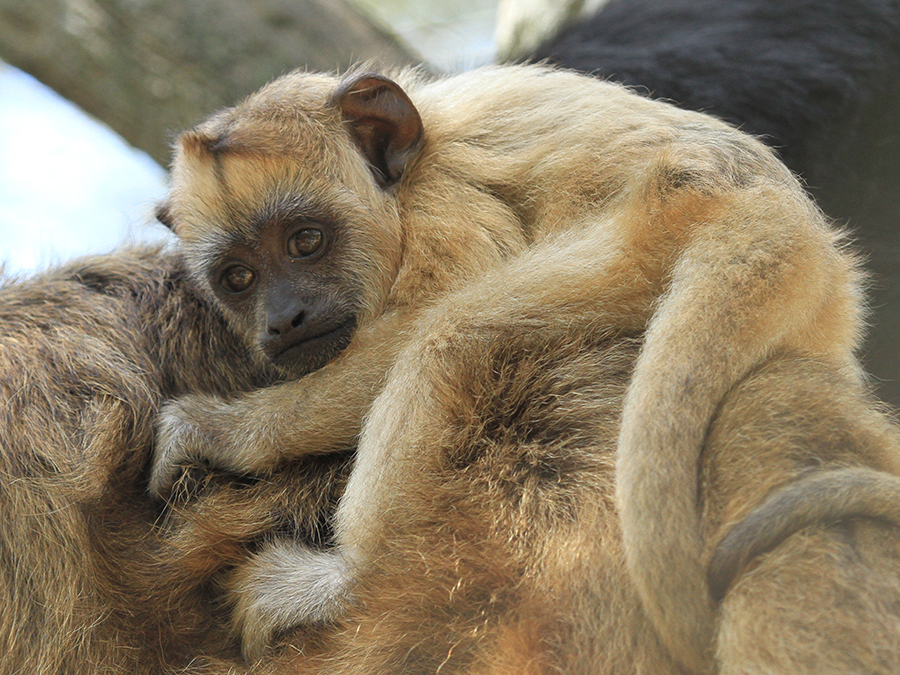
[332,73,424,189]
[155,201,175,230]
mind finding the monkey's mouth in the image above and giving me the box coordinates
[268,316,357,375]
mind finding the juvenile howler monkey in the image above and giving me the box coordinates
[153,64,868,672]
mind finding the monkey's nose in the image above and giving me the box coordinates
[267,309,306,336]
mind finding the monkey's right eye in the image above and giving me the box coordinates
[287,227,325,259]
[220,265,256,294]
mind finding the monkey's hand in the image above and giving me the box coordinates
[150,394,276,498]
[228,540,352,660]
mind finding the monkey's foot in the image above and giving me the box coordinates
[229,540,353,660]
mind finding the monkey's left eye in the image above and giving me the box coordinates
[287,228,324,259]
[220,265,256,294]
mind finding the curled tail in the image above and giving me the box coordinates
[708,467,900,601]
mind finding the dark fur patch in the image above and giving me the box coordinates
[440,331,636,502]
[72,270,118,295]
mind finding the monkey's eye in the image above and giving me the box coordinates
[220,265,256,294]
[287,228,324,259]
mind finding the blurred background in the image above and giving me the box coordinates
[0,63,169,274]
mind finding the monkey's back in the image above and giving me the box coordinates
[253,332,900,674]
[403,64,794,242]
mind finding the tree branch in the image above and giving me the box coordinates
[0,0,421,165]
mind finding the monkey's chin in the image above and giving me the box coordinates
[269,318,357,380]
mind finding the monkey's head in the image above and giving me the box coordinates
[158,70,426,379]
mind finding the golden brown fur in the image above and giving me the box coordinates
[185,342,900,675]
[155,64,878,671]
[0,246,351,674]
[2,249,898,673]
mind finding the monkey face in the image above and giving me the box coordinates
[160,145,401,379]
[159,70,431,379]
[203,209,361,379]
[163,149,405,380]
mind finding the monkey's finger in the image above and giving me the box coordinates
[150,406,204,496]
[148,454,186,498]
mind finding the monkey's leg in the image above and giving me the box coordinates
[149,310,410,496]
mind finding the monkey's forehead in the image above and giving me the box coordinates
[244,70,341,110]
[200,70,342,133]
[168,112,376,227]
[177,112,342,165]
[166,147,382,246]
[169,68,364,168]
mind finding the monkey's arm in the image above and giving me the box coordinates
[149,310,409,497]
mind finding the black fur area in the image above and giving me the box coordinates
[532,0,900,181]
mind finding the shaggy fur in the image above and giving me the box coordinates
[155,64,873,672]
[530,0,900,406]
[191,344,900,675]
[3,251,899,674]
[0,246,351,674]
